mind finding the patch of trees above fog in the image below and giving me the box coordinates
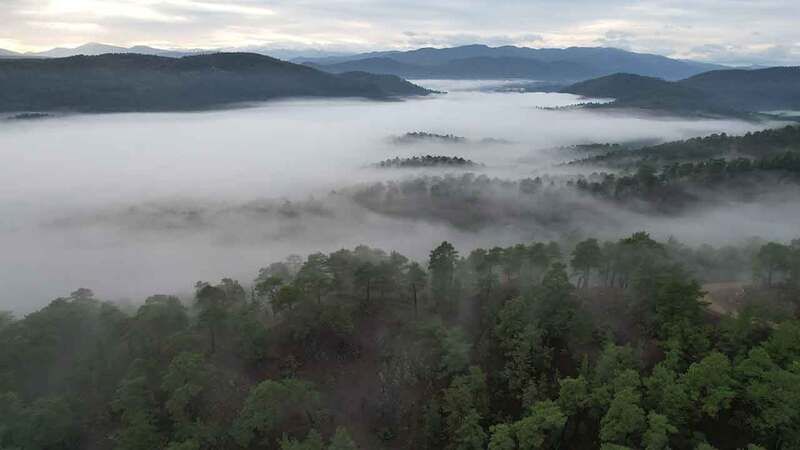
[372,155,481,168]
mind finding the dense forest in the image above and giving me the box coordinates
[1,233,799,450]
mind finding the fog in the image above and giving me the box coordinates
[0,81,786,312]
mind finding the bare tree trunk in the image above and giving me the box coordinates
[412,283,418,319]
[209,326,216,354]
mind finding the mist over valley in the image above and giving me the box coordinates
[0,82,787,312]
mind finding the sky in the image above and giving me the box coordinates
[1,0,799,65]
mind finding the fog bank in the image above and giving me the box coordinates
[0,81,783,312]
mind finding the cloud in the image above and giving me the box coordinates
[595,30,637,50]
[0,0,798,65]
[687,43,800,66]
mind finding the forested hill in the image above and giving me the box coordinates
[0,53,433,112]
[562,67,800,115]
[681,66,800,111]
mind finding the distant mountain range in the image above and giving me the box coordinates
[562,67,800,115]
[0,43,353,60]
[0,53,432,113]
[299,44,725,81]
[0,42,199,58]
[0,43,725,81]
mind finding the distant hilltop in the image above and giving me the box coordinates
[392,132,468,145]
[390,131,512,146]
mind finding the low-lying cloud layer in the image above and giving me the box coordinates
[0,84,787,312]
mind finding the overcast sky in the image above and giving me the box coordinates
[1,0,798,65]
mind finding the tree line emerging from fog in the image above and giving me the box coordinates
[571,126,800,168]
[571,151,800,211]
[391,132,468,145]
[372,155,481,169]
[1,233,799,449]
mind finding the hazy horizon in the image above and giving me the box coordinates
[2,0,799,66]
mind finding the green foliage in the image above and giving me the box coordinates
[129,295,190,365]
[736,348,800,447]
[683,352,737,419]
[296,253,333,304]
[164,439,200,450]
[111,366,163,450]
[571,238,603,288]
[442,367,489,449]
[515,401,567,450]
[531,262,579,340]
[232,379,320,447]
[488,423,516,450]
[273,285,303,314]
[600,387,646,447]
[328,428,357,450]
[279,429,325,450]
[161,352,212,437]
[0,311,13,331]
[429,241,459,312]
[487,401,567,450]
[646,273,712,362]
[643,363,691,427]
[452,410,487,450]
[558,376,590,416]
[764,321,800,366]
[0,392,80,450]
[642,412,676,450]
[439,327,471,376]
[754,242,792,287]
[411,319,472,379]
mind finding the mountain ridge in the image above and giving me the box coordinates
[0,53,433,113]
[300,44,726,81]
[1,43,725,81]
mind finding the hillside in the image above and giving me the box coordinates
[336,71,434,96]
[0,53,432,112]
[304,44,723,81]
[562,67,800,115]
[562,73,726,114]
[681,66,800,111]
